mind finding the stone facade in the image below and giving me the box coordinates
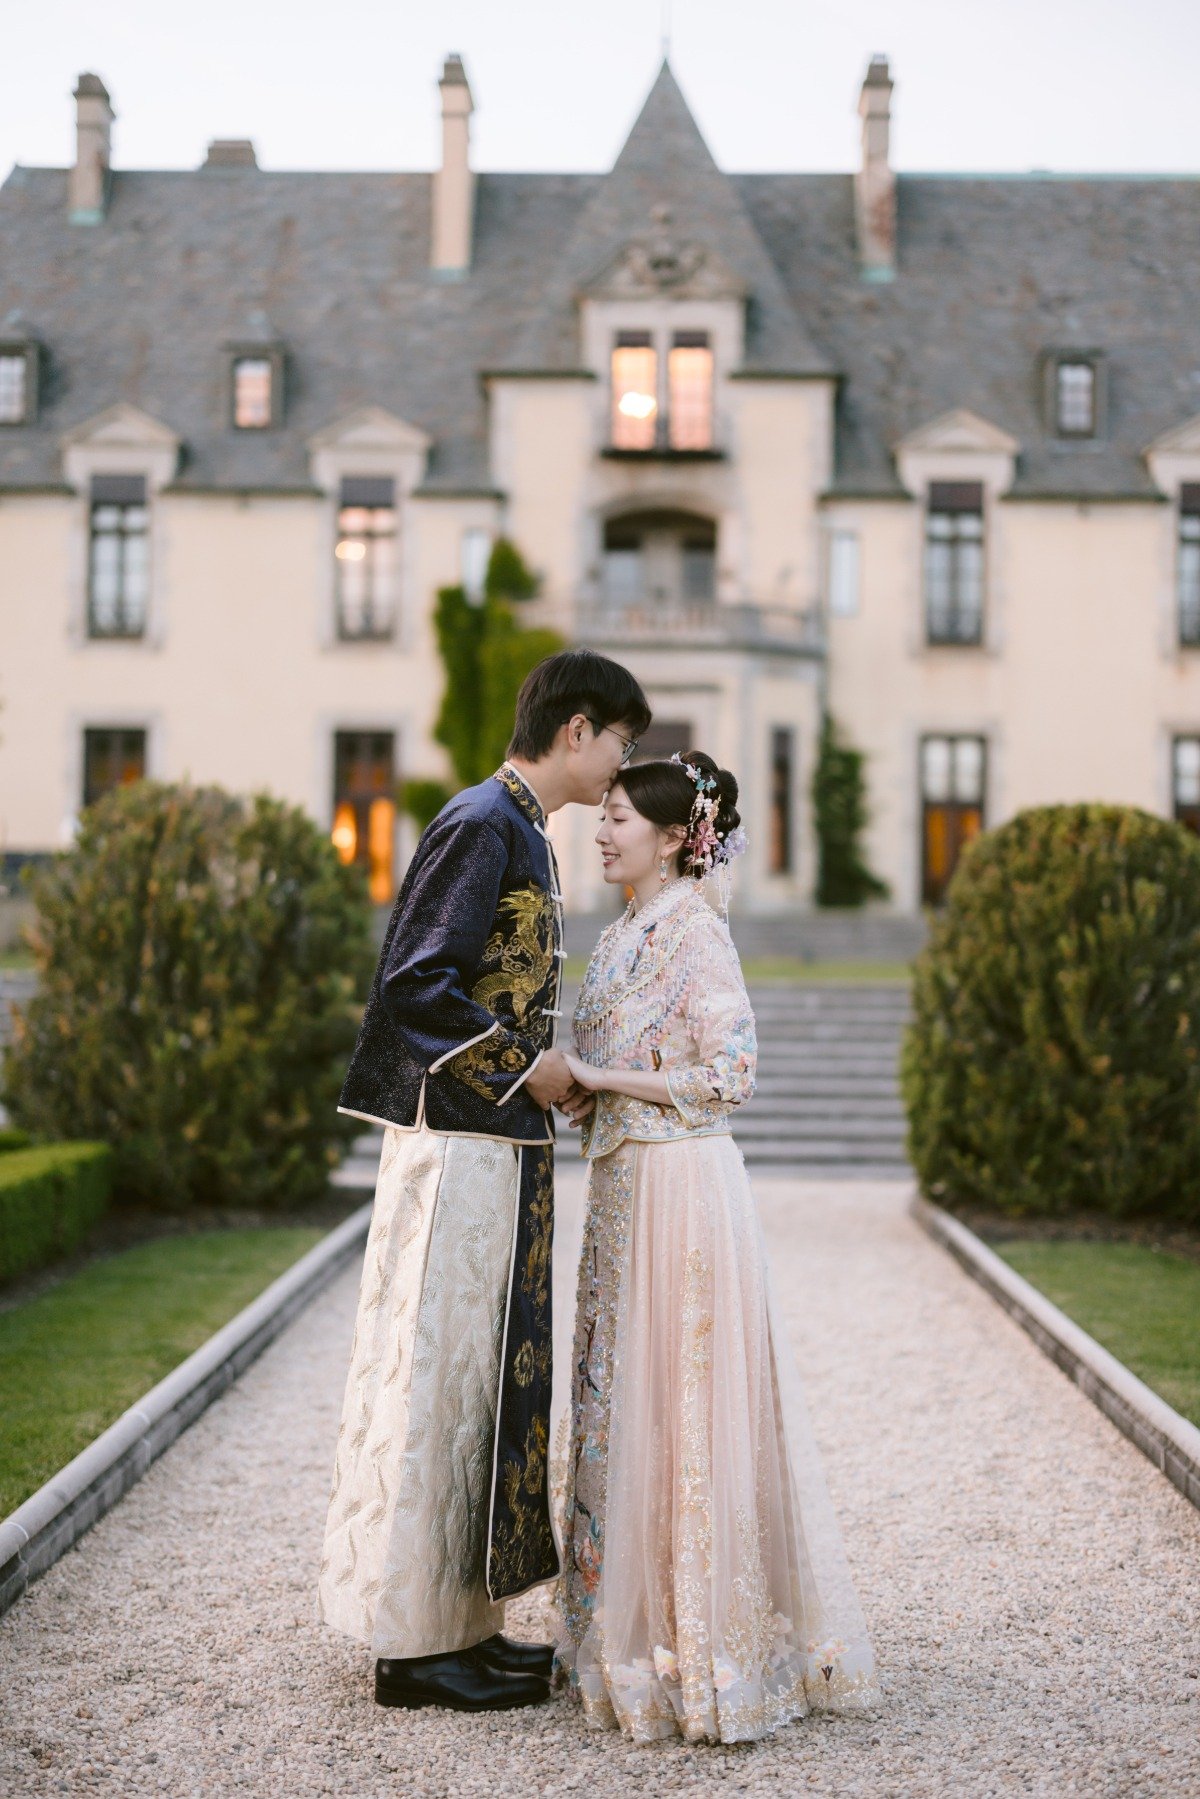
[1,56,1199,915]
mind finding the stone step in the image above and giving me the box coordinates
[748,1092,906,1116]
[740,1138,909,1163]
[735,1116,907,1143]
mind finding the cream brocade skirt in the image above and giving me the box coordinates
[552,1135,882,1745]
[317,1123,520,1659]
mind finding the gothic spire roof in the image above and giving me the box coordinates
[504,60,831,376]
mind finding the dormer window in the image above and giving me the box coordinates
[0,352,28,424]
[0,329,39,425]
[1056,362,1095,435]
[611,332,657,450]
[233,356,274,429]
[607,327,717,456]
[1044,352,1105,439]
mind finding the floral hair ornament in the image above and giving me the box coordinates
[669,752,748,918]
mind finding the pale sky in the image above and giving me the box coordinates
[3,0,1197,181]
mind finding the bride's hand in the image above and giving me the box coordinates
[563,1051,604,1094]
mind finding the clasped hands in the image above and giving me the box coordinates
[524,1047,605,1128]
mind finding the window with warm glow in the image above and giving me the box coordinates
[1174,736,1200,834]
[668,331,713,450]
[0,353,27,424]
[332,731,396,903]
[611,332,658,450]
[233,356,273,429]
[1055,361,1095,436]
[336,501,397,639]
[83,727,146,808]
[920,734,985,904]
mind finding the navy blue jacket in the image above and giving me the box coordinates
[338,765,563,1144]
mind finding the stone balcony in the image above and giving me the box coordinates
[528,594,825,657]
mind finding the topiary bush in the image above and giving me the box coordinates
[901,804,1200,1224]
[3,782,376,1213]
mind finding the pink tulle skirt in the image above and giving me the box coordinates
[552,1134,881,1745]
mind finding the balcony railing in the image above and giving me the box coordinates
[527,594,825,657]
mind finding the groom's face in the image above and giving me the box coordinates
[569,716,637,804]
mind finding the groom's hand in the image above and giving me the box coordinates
[525,1048,576,1111]
[556,1082,596,1127]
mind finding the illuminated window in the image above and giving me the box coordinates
[83,727,146,808]
[611,332,658,450]
[925,483,984,645]
[1173,737,1200,834]
[1055,361,1095,436]
[1179,486,1200,648]
[87,474,149,638]
[0,353,27,424]
[667,331,713,450]
[336,476,397,639]
[921,734,985,905]
[233,356,273,428]
[333,731,396,903]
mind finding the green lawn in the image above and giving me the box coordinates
[991,1239,1200,1428]
[0,1227,324,1516]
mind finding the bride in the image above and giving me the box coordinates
[552,750,882,1745]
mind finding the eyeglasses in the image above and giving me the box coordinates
[599,724,638,764]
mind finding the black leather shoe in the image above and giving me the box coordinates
[473,1632,555,1677]
[374,1647,549,1712]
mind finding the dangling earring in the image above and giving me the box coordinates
[659,857,668,884]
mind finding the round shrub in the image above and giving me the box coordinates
[901,804,1200,1224]
[3,782,376,1212]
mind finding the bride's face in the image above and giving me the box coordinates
[595,784,684,886]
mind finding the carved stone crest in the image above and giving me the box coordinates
[581,203,745,301]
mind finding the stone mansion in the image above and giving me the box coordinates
[1,55,1199,916]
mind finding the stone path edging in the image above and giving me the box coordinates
[910,1190,1200,1512]
[0,1198,373,1618]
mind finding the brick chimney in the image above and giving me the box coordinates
[203,139,258,169]
[431,54,475,274]
[69,72,114,224]
[855,55,895,281]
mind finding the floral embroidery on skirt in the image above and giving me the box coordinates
[552,1136,881,1746]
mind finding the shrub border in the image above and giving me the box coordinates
[0,1193,373,1617]
[910,1191,1200,1514]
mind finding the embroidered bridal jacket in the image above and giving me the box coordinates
[573,878,756,1159]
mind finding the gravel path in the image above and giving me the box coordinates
[2,1170,1198,1798]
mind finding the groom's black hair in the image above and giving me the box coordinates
[507,650,652,761]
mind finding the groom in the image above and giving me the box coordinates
[318,648,650,1712]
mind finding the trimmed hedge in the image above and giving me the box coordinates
[0,1142,114,1285]
[901,804,1200,1223]
[0,1128,32,1153]
[3,781,376,1213]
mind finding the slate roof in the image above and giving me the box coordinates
[1,59,1198,497]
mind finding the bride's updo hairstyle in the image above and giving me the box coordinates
[615,750,741,880]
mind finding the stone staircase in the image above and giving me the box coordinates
[732,982,911,1174]
[337,979,912,1189]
